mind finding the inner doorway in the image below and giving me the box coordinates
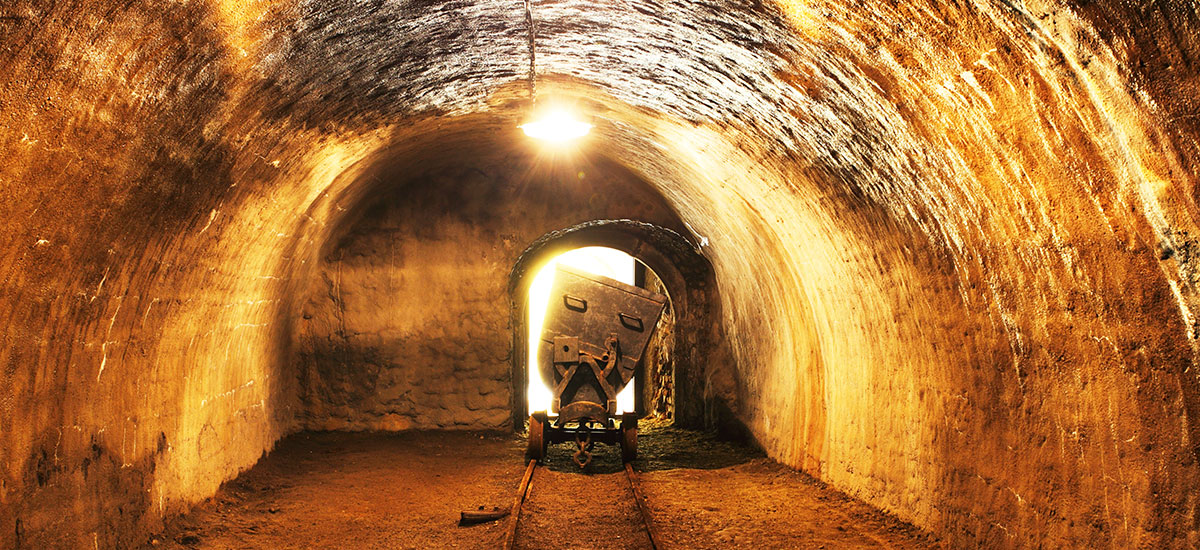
[525,246,676,422]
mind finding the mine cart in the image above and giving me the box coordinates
[526,265,668,467]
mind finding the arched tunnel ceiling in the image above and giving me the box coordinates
[2,0,1200,548]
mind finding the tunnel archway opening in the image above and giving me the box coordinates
[509,219,724,433]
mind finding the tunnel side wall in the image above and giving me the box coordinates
[670,2,1200,548]
[0,2,313,548]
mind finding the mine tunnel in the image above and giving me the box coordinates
[3,0,1200,548]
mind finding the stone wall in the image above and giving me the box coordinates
[641,271,676,418]
[293,150,688,431]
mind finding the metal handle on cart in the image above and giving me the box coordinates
[564,294,588,312]
[618,312,643,332]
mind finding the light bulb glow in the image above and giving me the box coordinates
[519,110,592,143]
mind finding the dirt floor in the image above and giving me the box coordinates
[151,422,941,549]
[514,467,651,550]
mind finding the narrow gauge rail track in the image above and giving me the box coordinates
[501,459,662,550]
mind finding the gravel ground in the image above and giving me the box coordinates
[151,423,940,549]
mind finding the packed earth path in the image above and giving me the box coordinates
[153,423,940,549]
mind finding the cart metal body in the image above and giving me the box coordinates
[526,265,668,466]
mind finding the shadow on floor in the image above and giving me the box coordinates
[539,417,765,474]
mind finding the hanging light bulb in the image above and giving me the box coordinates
[518,0,591,144]
[519,109,593,143]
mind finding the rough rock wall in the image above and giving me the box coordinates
[666,2,1200,547]
[641,271,676,418]
[294,150,687,431]
[2,0,1200,548]
[0,2,307,547]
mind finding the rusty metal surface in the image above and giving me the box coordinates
[541,266,666,365]
[625,463,661,550]
[460,507,510,525]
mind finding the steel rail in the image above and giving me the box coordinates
[504,460,660,550]
[501,459,538,550]
[625,463,662,550]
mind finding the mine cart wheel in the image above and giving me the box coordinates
[620,416,638,462]
[526,413,547,460]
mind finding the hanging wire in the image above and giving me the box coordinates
[524,0,537,103]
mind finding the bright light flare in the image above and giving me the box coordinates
[527,247,637,414]
[519,109,593,143]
